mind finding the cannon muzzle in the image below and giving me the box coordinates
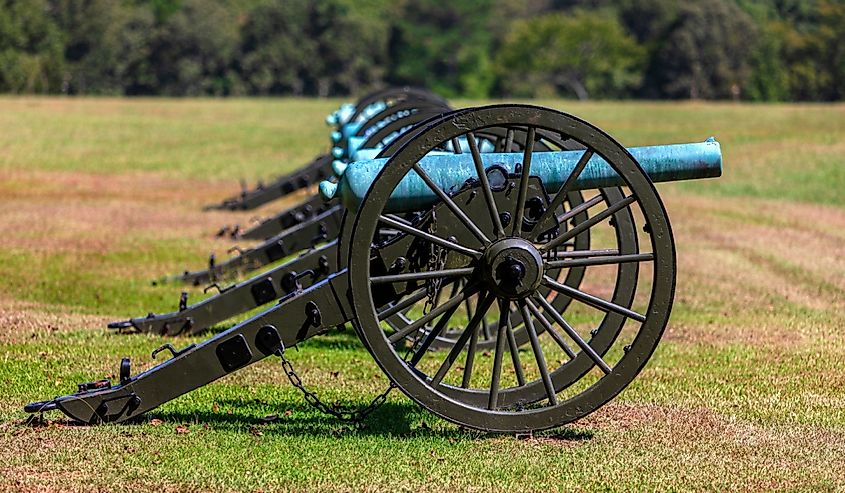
[320,138,722,212]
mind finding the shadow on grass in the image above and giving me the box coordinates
[151,399,594,442]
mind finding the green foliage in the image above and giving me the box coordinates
[239,0,389,96]
[651,0,758,99]
[0,0,841,100]
[388,0,495,98]
[746,21,791,101]
[496,10,644,99]
[781,0,845,101]
[51,0,156,95]
[151,0,241,96]
[239,0,312,96]
[0,0,65,93]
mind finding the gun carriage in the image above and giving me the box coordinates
[28,104,721,433]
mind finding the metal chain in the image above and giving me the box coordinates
[277,350,394,424]
[423,210,448,315]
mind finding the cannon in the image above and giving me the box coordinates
[173,91,453,288]
[206,86,449,213]
[27,104,721,433]
[227,95,453,242]
[112,107,594,340]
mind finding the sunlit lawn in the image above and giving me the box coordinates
[0,97,843,492]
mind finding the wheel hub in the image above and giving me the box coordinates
[481,238,544,299]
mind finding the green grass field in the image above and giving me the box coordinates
[1,98,844,492]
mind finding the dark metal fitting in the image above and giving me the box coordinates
[282,269,314,293]
[107,320,134,330]
[78,379,111,393]
[390,257,408,273]
[120,358,131,384]
[311,224,329,246]
[317,256,330,275]
[305,301,322,327]
[24,400,57,413]
[485,165,509,191]
[151,343,196,361]
[256,325,284,356]
[499,212,511,228]
[179,291,188,311]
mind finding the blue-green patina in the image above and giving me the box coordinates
[319,139,723,212]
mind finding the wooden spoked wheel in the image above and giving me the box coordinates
[348,105,675,432]
[372,110,637,353]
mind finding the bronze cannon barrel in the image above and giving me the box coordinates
[320,138,723,212]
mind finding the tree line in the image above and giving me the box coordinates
[0,0,842,100]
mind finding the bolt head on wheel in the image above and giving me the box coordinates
[481,238,543,300]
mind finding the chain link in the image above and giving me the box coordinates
[277,349,394,424]
[423,210,448,315]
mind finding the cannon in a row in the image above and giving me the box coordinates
[206,86,449,213]
[110,101,593,341]
[172,88,453,289]
[28,104,722,433]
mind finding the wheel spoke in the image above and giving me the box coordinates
[466,131,505,238]
[533,194,603,246]
[377,288,428,320]
[379,214,481,258]
[524,298,576,359]
[531,149,594,236]
[451,137,463,154]
[543,275,646,323]
[512,127,536,236]
[371,267,475,285]
[540,195,636,252]
[480,316,492,341]
[549,248,618,259]
[504,308,526,386]
[412,164,490,245]
[532,294,613,374]
[387,283,479,343]
[462,304,483,388]
[519,301,557,405]
[463,295,475,329]
[555,194,604,228]
[488,299,510,410]
[546,253,654,270]
[431,291,496,387]
[409,297,465,366]
[504,128,515,152]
